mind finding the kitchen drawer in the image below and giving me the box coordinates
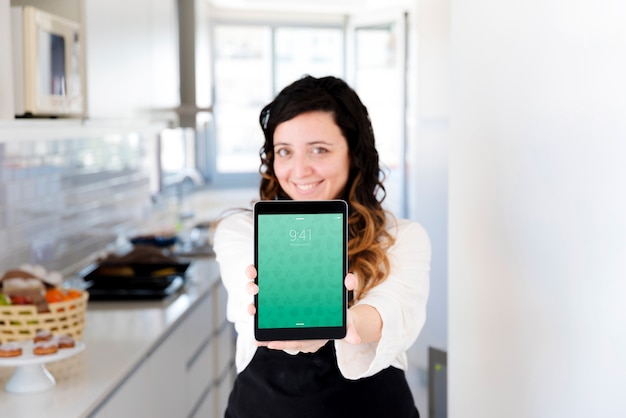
[186,333,215,416]
[190,386,215,418]
[215,282,228,326]
[183,289,214,361]
[191,369,233,418]
[148,322,186,418]
[91,362,152,418]
[216,376,232,417]
[215,322,236,379]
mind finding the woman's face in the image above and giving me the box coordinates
[272,111,350,201]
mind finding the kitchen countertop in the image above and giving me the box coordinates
[0,257,222,418]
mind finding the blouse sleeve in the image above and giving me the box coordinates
[335,219,431,379]
[212,211,257,373]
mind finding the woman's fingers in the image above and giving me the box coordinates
[343,310,361,345]
[344,272,357,291]
[245,264,257,280]
[246,281,259,295]
[245,265,258,317]
[247,303,256,316]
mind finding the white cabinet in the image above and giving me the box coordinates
[91,361,152,418]
[1,0,179,120]
[83,0,180,118]
[215,283,236,381]
[184,286,216,416]
[148,322,187,418]
[0,0,83,120]
[91,280,236,418]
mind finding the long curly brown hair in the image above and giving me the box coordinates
[257,75,395,302]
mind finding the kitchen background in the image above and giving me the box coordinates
[1,0,447,413]
[3,0,625,417]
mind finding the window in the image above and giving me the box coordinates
[213,25,273,175]
[352,17,407,216]
[274,27,344,92]
[209,23,344,183]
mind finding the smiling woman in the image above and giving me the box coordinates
[213,75,431,418]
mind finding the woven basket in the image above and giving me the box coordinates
[0,290,88,343]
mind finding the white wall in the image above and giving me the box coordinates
[449,1,626,417]
[406,0,450,413]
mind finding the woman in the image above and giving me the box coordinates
[213,75,431,417]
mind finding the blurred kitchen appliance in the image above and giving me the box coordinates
[11,6,83,117]
[428,347,448,418]
[80,260,191,301]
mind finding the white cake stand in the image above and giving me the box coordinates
[0,341,85,394]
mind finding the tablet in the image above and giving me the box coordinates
[254,200,348,341]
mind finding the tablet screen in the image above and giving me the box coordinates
[254,200,348,341]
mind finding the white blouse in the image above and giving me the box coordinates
[213,210,431,380]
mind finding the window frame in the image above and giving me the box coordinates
[200,16,347,189]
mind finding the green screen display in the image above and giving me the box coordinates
[257,212,345,329]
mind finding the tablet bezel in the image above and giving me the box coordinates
[253,200,348,341]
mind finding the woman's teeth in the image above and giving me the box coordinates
[297,183,317,191]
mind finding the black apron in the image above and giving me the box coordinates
[224,341,420,418]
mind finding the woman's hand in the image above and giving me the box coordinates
[244,265,362,352]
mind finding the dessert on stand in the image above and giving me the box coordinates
[0,264,88,393]
[0,337,85,393]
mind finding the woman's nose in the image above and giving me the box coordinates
[291,153,313,177]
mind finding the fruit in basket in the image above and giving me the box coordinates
[9,294,34,305]
[45,288,65,303]
[45,288,82,304]
[0,281,87,344]
[0,293,10,305]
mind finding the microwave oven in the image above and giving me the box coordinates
[11,6,83,117]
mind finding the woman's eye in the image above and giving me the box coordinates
[275,148,290,157]
[311,147,328,155]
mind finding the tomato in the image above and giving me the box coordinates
[10,295,33,305]
[45,288,65,303]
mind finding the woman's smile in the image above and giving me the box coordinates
[294,180,326,191]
